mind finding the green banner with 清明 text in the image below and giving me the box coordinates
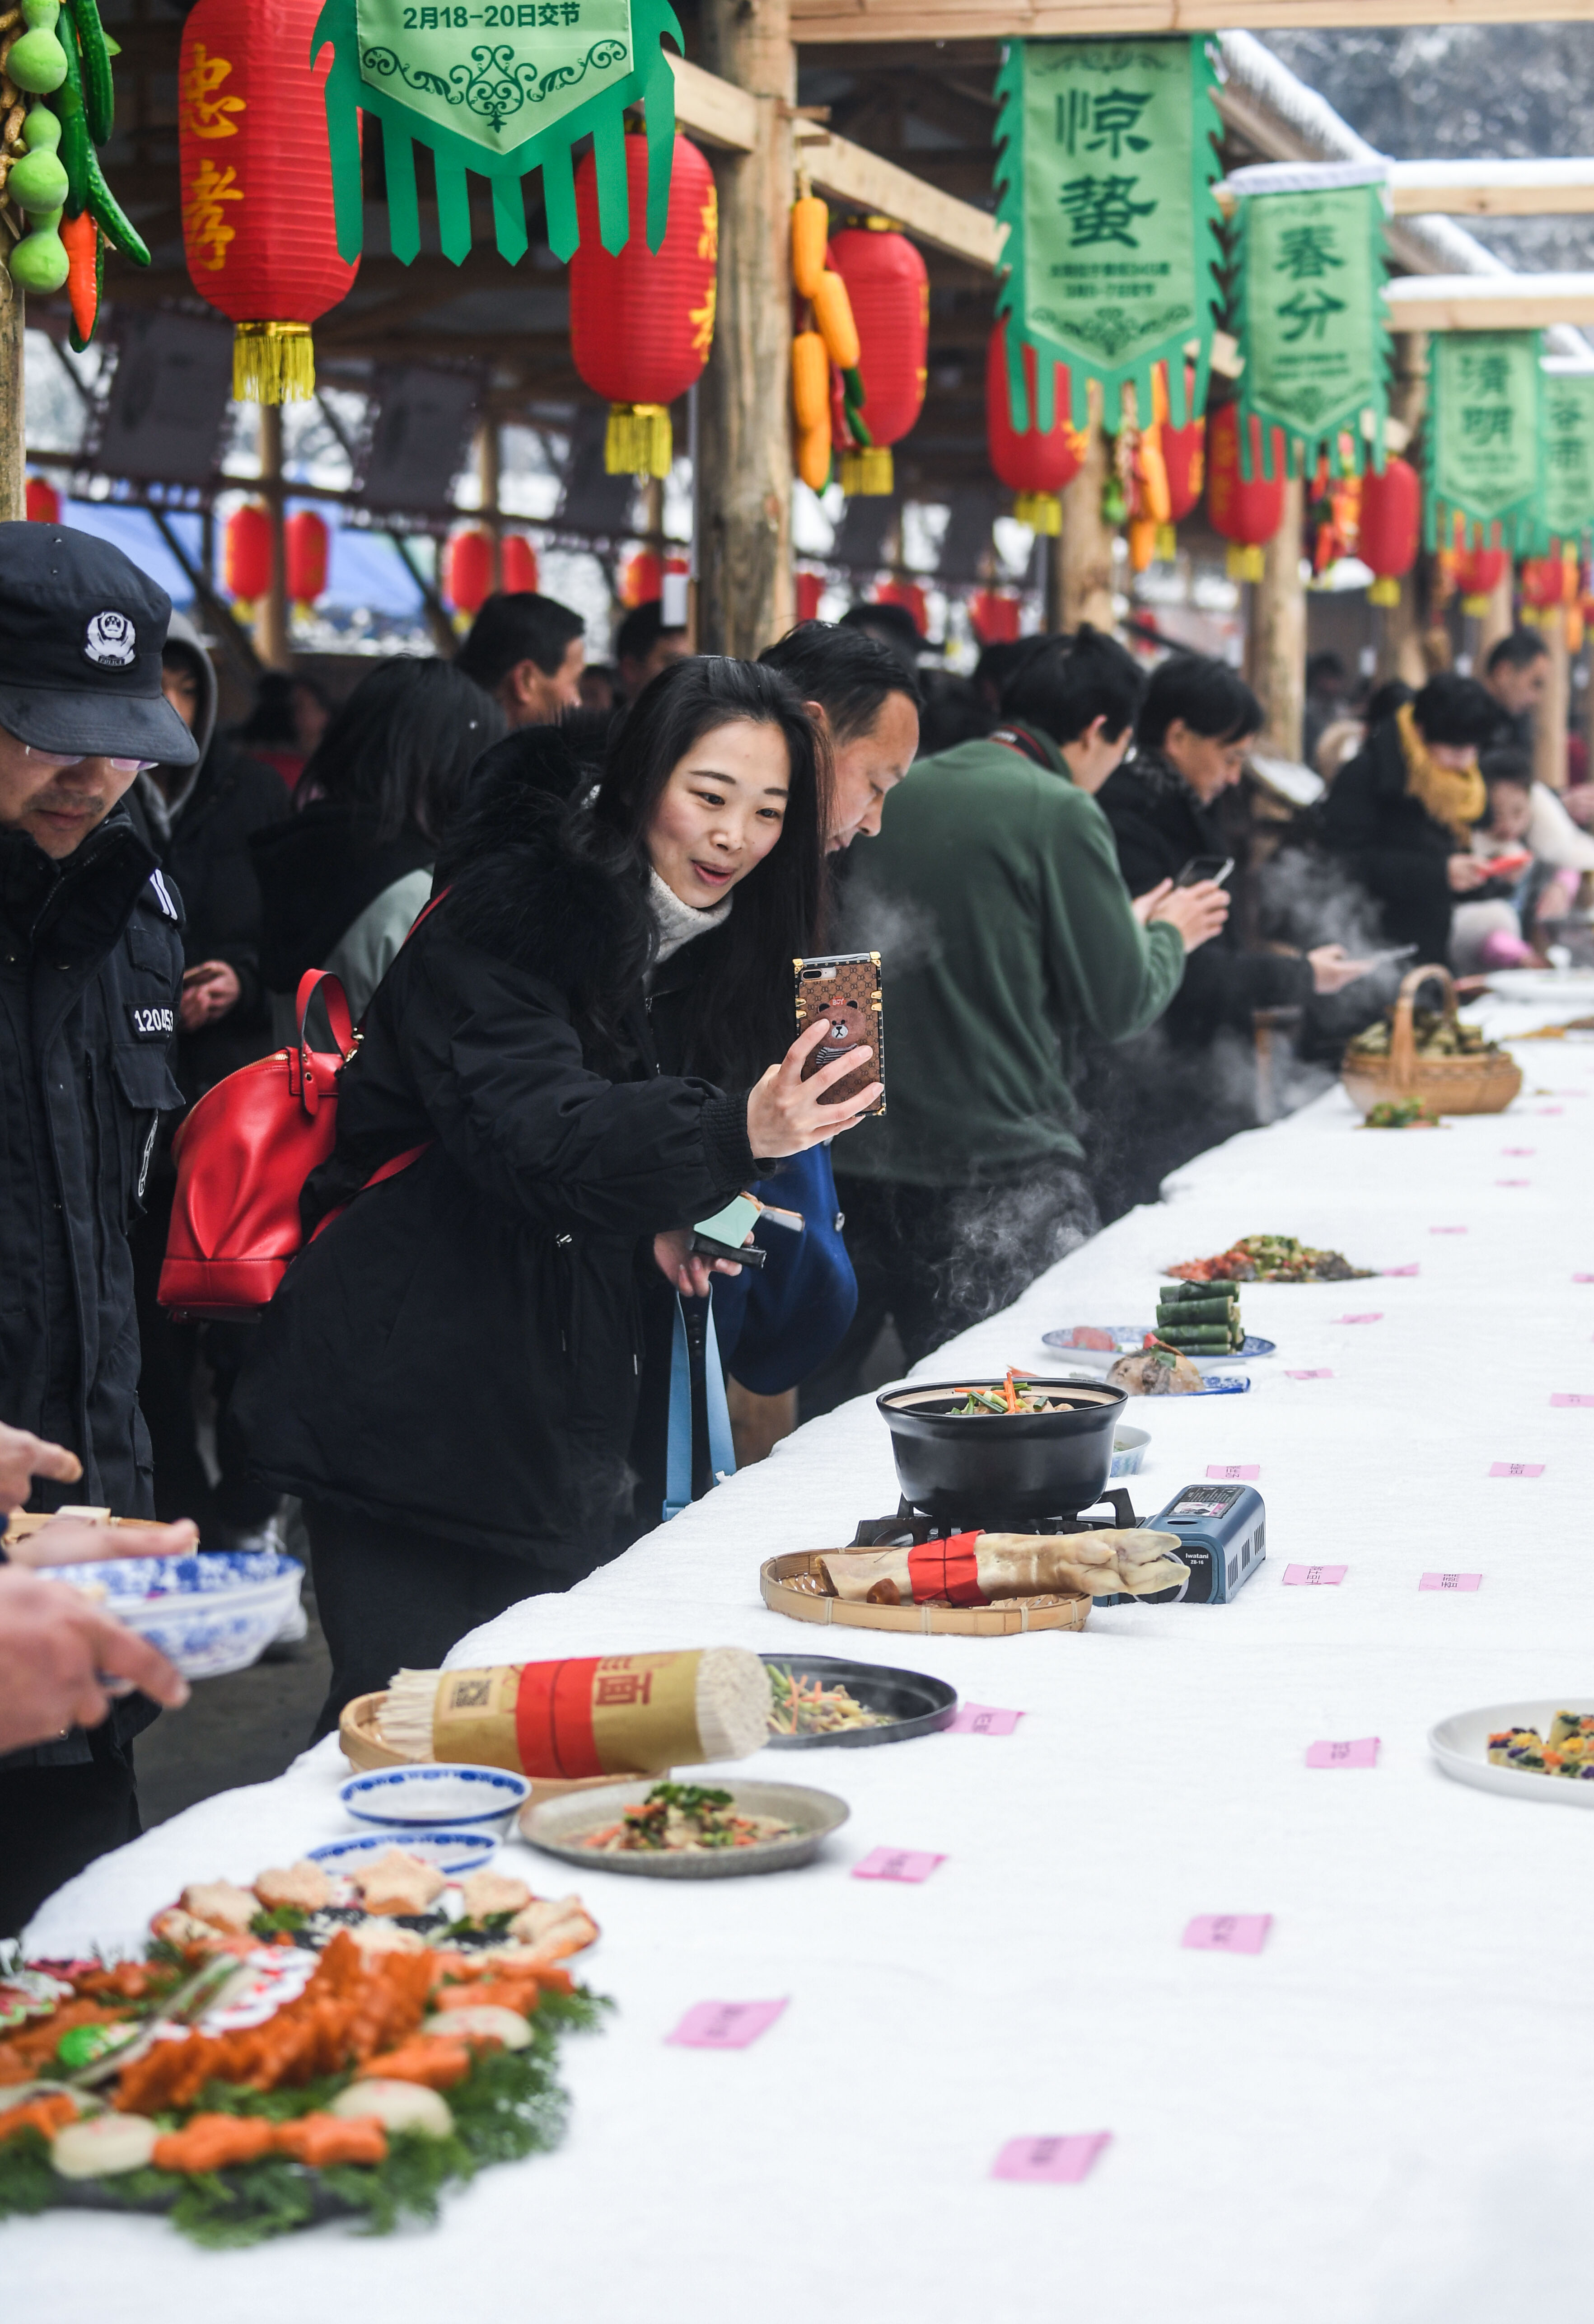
[1426,328,1544,551]
[993,35,1224,435]
[1235,177,1388,477]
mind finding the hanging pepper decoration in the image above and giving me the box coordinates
[2,0,142,331]
[788,186,873,496]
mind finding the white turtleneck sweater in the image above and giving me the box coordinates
[647,865,732,972]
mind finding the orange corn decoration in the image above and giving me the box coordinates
[810,272,860,372]
[791,194,828,300]
[792,330,829,432]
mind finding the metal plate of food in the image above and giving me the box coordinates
[520,1779,850,1878]
[760,1652,958,1749]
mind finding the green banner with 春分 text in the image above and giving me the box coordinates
[1234,168,1388,478]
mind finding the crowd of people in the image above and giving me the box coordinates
[0,517,1582,1932]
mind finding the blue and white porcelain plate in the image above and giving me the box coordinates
[51,1551,304,1682]
[1042,1327,1275,1372]
[307,1828,498,1877]
[339,1765,531,1832]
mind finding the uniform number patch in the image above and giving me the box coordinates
[127,1003,174,1040]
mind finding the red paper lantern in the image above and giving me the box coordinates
[25,476,60,524]
[827,225,927,498]
[284,508,328,605]
[178,0,357,402]
[875,577,927,636]
[501,535,539,596]
[970,590,1021,646]
[1357,457,1420,607]
[445,529,495,618]
[570,131,717,479]
[1206,405,1286,581]
[620,550,663,609]
[985,323,1079,536]
[1452,538,1507,614]
[223,502,271,603]
[1519,555,1572,613]
[1161,387,1205,525]
[795,570,827,623]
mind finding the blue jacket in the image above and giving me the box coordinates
[711,1143,857,1394]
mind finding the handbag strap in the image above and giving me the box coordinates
[663,1292,737,1520]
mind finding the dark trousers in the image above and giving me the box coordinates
[0,1727,140,1938]
[303,1498,558,1743]
[801,1162,1100,1420]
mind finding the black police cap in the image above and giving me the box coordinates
[0,521,198,766]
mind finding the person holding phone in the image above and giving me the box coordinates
[237,657,874,1731]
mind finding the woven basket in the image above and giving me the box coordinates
[337,1691,654,1807]
[1341,963,1522,1118]
[759,1551,1090,1636]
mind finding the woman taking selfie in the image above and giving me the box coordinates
[237,656,873,1731]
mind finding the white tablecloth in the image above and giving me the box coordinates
[14,993,1594,2321]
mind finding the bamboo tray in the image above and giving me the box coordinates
[1341,963,1522,1118]
[760,1552,1090,1636]
[338,1690,656,1810]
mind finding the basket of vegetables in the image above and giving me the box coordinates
[1341,964,1521,1118]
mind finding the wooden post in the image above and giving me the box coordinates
[479,420,502,594]
[1475,560,1513,670]
[1059,400,1114,633]
[0,274,21,525]
[1252,475,1305,759]
[1533,615,1570,791]
[697,0,794,658]
[1379,331,1428,689]
[255,404,290,670]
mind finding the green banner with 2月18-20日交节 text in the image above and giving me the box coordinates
[1427,329,1544,551]
[993,35,1224,436]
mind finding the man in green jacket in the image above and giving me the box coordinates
[804,626,1228,1411]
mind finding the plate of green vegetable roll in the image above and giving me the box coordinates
[1045,1279,1272,1371]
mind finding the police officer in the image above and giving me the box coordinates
[0,521,201,1935]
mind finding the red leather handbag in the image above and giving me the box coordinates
[158,969,425,1321]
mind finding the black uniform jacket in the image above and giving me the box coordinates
[234,778,756,1577]
[1320,715,1457,968]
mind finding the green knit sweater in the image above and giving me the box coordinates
[834,730,1184,1185]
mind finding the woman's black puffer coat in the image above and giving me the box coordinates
[234,772,757,1579]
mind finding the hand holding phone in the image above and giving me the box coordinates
[1175,855,1234,889]
[793,951,885,1115]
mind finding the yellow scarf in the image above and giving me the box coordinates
[1396,701,1485,843]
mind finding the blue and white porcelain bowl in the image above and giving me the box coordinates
[49,1550,304,1682]
[339,1764,531,1835]
[307,1828,498,1878]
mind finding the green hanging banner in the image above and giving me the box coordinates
[1229,161,1390,479]
[1426,329,1544,551]
[1536,366,1594,551]
[992,34,1224,435]
[314,0,682,267]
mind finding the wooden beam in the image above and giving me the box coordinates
[1388,160,1594,216]
[668,53,761,151]
[789,0,1594,37]
[1384,274,1594,330]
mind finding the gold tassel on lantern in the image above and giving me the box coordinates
[841,446,893,496]
[1368,576,1401,608]
[1155,524,1177,562]
[1013,491,1061,535]
[1226,543,1265,583]
[605,403,673,478]
[233,322,316,404]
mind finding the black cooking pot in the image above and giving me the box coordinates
[877,1377,1127,1527]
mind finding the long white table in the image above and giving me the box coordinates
[15,987,1594,2321]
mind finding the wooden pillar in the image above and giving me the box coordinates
[1474,560,1513,671]
[1058,404,1114,633]
[0,275,20,525]
[1533,616,1570,792]
[697,0,793,658]
[479,420,502,593]
[1379,332,1428,691]
[255,404,290,670]
[1252,475,1305,760]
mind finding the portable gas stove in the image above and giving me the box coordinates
[849,1489,1141,1549]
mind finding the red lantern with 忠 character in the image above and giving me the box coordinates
[985,322,1080,536]
[1206,405,1286,581]
[827,225,927,498]
[284,509,328,607]
[178,0,358,403]
[501,535,539,596]
[25,476,60,524]
[223,502,271,605]
[1357,457,1419,606]
[569,131,717,481]
[445,529,494,619]
[970,590,1021,646]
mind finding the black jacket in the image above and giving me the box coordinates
[1321,715,1456,966]
[156,743,290,1098]
[251,802,438,1001]
[0,812,184,1766]
[234,778,757,1574]
[1096,754,1313,1045]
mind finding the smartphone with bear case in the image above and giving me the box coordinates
[794,951,884,1115]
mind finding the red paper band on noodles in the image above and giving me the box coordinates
[907,1532,986,1606]
[514,1656,603,1777]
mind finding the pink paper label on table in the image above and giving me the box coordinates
[1336,1313,1383,1325]
[991,2133,1111,2185]
[1430,1225,1468,1234]
[1286,1368,1334,1380]
[1489,1462,1543,1477]
[1551,1394,1594,1407]
[1419,1571,1482,1592]
[667,2000,787,2050]
[1283,1563,1347,1585]
[1574,1274,1594,1283]
[948,1705,1023,1735]
[852,1848,944,1884]
[1501,1147,1535,1155]
[1539,1106,1565,1115]
[1183,1914,1271,1954]
[1306,1737,1379,1768]
[1497,1179,1530,1187]
[1206,1464,1259,1480]
[1384,1264,1420,1276]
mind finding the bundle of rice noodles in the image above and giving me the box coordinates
[816,1529,1187,1608]
[376,1649,771,1776]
